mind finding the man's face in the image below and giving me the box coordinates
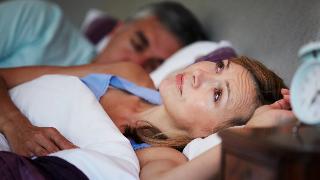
[96,16,182,72]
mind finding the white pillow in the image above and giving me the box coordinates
[81,9,112,53]
[182,134,221,160]
[182,126,245,160]
[81,8,111,32]
[4,75,139,180]
[150,41,233,87]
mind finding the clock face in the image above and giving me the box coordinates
[291,61,320,125]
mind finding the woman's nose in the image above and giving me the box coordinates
[192,70,204,89]
[192,70,218,89]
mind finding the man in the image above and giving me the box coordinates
[0,0,207,72]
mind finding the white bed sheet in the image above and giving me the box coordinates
[1,75,139,180]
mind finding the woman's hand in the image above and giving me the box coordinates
[246,89,297,128]
[3,120,76,157]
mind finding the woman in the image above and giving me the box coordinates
[0,56,293,179]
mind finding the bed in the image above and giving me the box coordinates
[1,0,320,179]
[0,74,222,179]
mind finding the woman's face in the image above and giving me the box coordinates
[159,60,258,137]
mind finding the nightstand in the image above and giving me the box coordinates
[219,125,320,180]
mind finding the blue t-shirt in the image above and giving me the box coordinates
[0,0,96,67]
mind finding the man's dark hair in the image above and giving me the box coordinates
[128,1,208,46]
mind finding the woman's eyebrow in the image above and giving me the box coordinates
[220,60,231,106]
[226,60,230,69]
[226,80,231,104]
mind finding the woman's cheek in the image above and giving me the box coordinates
[184,100,207,116]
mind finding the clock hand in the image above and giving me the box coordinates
[310,89,320,106]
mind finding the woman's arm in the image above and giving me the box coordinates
[136,145,221,180]
[246,88,297,127]
[137,107,296,180]
[136,89,297,180]
[0,62,154,157]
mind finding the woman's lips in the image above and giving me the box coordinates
[176,74,184,95]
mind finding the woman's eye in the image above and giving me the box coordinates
[213,88,222,102]
[216,61,225,73]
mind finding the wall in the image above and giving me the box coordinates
[51,0,108,27]
[101,0,320,85]
[19,0,320,84]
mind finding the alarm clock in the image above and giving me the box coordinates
[291,42,320,125]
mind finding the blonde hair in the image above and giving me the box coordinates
[125,121,192,150]
[128,56,286,149]
[232,56,287,105]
